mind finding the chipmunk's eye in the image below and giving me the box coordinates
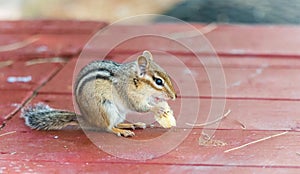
[153,77,164,86]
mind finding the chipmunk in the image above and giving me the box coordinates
[21,51,177,137]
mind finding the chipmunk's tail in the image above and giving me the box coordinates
[21,103,79,130]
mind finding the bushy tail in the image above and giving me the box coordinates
[21,103,79,130]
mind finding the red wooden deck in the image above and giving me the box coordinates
[1,20,300,173]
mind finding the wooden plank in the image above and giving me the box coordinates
[205,25,300,57]
[1,160,300,174]
[0,20,107,34]
[2,114,300,167]
[38,58,77,94]
[0,60,64,90]
[0,34,93,60]
[2,24,299,60]
[107,53,300,68]
[164,65,300,99]
[80,24,300,57]
[0,91,32,124]
[0,20,108,61]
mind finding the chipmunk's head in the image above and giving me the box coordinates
[132,50,176,107]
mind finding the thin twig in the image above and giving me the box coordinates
[169,23,217,39]
[25,57,68,66]
[224,131,288,153]
[186,109,231,127]
[0,35,39,52]
[199,23,218,34]
[0,60,13,68]
[0,131,16,137]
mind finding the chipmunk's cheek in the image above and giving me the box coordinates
[148,94,166,106]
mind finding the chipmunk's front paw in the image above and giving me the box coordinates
[111,127,135,137]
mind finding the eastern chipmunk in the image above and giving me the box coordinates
[21,51,177,137]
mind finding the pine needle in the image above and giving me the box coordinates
[186,109,231,127]
[25,57,68,66]
[0,131,16,137]
[224,131,288,153]
[169,23,217,39]
[0,36,39,52]
[0,60,13,68]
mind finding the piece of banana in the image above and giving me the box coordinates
[152,101,176,128]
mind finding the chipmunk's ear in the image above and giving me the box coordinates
[137,55,149,77]
[142,50,153,61]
